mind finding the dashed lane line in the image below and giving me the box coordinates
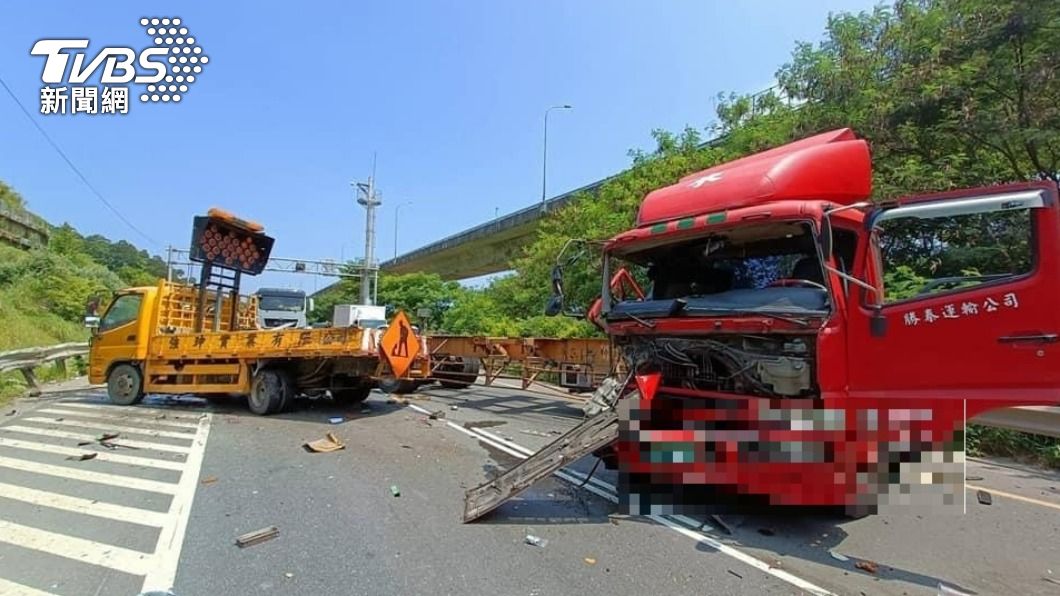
[0,454,178,494]
[0,481,168,527]
[26,414,198,438]
[0,519,154,576]
[0,425,191,454]
[0,576,60,596]
[0,436,185,470]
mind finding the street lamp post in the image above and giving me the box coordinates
[541,104,572,211]
[394,201,413,259]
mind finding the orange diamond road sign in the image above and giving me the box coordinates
[380,310,420,378]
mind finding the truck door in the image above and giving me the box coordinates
[846,182,1060,410]
[88,292,145,382]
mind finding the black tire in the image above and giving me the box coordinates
[378,378,418,394]
[249,368,293,415]
[107,363,144,406]
[435,358,479,389]
[332,385,372,405]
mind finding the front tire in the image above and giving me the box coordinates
[107,363,144,406]
[249,368,293,415]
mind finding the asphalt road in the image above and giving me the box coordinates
[1,381,1059,595]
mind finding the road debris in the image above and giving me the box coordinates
[976,490,993,505]
[5,409,16,416]
[829,551,850,562]
[710,514,734,535]
[304,432,346,453]
[235,526,279,548]
[938,583,975,595]
[328,416,344,424]
[855,560,879,574]
[201,475,219,485]
[390,485,401,497]
[1042,577,1060,587]
[360,407,371,414]
[584,557,597,565]
[757,528,775,536]
[450,405,459,411]
[284,572,294,580]
[524,534,548,548]
[966,475,984,481]
[519,429,553,438]
[66,452,97,461]
[428,410,446,420]
[727,569,743,579]
[387,396,407,405]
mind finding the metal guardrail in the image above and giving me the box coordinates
[0,342,89,395]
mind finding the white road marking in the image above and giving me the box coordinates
[0,481,168,527]
[141,408,211,592]
[29,413,198,438]
[37,405,200,428]
[0,436,185,471]
[0,425,191,454]
[428,405,835,596]
[51,402,206,423]
[0,576,61,596]
[0,519,154,576]
[0,455,178,495]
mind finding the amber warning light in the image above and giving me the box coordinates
[189,212,274,275]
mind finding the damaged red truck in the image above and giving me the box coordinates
[466,128,1060,519]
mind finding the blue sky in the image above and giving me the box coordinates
[1,0,875,291]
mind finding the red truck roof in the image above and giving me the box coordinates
[635,128,872,226]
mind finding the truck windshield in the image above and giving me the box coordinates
[609,221,829,319]
[258,295,305,312]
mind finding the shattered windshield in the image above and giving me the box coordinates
[610,221,829,317]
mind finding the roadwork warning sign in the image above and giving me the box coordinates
[380,310,420,378]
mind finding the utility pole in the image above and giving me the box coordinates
[354,159,381,305]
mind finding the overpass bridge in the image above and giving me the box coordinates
[380,86,781,281]
[379,175,616,280]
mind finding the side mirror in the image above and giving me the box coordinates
[84,316,100,329]
[544,295,563,317]
[308,298,315,312]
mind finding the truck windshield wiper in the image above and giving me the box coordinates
[681,306,813,327]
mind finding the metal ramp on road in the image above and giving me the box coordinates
[462,409,620,522]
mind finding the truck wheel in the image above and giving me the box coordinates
[436,358,479,389]
[249,369,293,415]
[378,378,418,394]
[107,363,144,406]
[332,385,372,404]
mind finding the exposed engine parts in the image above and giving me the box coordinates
[619,335,815,397]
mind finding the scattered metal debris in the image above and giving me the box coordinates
[4,409,16,416]
[977,490,993,506]
[938,583,975,595]
[727,569,743,579]
[390,485,401,497]
[201,476,219,485]
[428,410,445,420]
[284,572,294,580]
[450,405,458,411]
[524,534,547,548]
[328,416,344,424]
[235,526,279,548]
[829,551,850,562]
[966,475,984,481]
[584,557,597,565]
[855,560,879,574]
[304,432,345,453]
[710,514,734,535]
[66,452,98,461]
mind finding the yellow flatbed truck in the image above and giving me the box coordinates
[87,209,427,414]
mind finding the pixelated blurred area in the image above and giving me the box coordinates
[616,394,965,516]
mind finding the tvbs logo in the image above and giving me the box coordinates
[30,17,208,115]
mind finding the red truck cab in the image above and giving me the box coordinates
[597,129,1059,512]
